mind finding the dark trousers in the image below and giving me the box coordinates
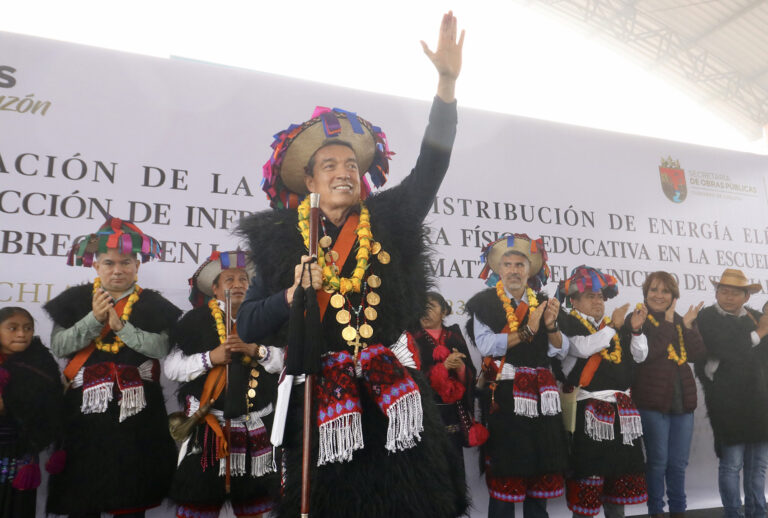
[488,497,548,518]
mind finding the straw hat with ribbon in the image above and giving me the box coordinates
[188,250,252,308]
[478,234,550,290]
[262,106,394,209]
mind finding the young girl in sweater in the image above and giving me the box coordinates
[0,307,64,518]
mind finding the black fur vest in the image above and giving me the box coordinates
[172,305,277,415]
[44,283,181,367]
[237,189,431,352]
[556,311,635,391]
[465,287,551,368]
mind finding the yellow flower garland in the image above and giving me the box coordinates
[297,198,372,295]
[208,298,252,364]
[92,277,140,354]
[495,281,539,332]
[647,314,687,365]
[569,310,622,364]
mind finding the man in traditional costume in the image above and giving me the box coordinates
[236,12,467,518]
[43,216,180,518]
[555,266,648,518]
[163,250,282,518]
[695,268,768,518]
[465,234,569,518]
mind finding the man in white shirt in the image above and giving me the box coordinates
[466,234,569,518]
[163,250,282,518]
[556,265,648,518]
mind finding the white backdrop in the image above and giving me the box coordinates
[3,31,768,516]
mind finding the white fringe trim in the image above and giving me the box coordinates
[619,415,643,445]
[317,412,364,466]
[514,396,538,418]
[251,450,274,477]
[220,452,247,477]
[540,390,561,416]
[118,385,146,422]
[384,391,423,453]
[585,411,614,441]
[389,333,417,369]
[81,382,113,414]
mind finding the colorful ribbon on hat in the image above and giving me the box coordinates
[67,217,162,266]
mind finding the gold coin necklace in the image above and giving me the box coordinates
[315,214,389,358]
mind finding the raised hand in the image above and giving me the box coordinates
[107,307,124,332]
[682,301,704,329]
[665,298,678,323]
[611,303,630,330]
[630,303,648,332]
[757,313,768,339]
[543,298,561,328]
[92,289,112,323]
[528,303,547,334]
[421,11,465,102]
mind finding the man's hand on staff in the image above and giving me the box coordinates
[210,342,232,366]
[421,11,464,103]
[286,255,322,304]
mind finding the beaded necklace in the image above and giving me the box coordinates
[495,281,539,332]
[92,278,140,354]
[569,310,622,364]
[647,314,687,365]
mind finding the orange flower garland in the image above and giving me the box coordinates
[208,298,252,364]
[297,198,372,295]
[92,277,140,354]
[569,310,622,364]
[495,281,538,332]
[647,314,687,365]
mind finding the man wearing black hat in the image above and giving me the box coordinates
[236,12,467,518]
[556,266,649,518]
[696,268,768,518]
[163,250,281,518]
[43,216,180,518]
[465,234,569,518]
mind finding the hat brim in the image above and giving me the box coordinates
[193,253,254,297]
[487,240,543,278]
[280,114,377,196]
[710,279,762,295]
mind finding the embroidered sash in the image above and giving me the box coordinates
[314,344,423,465]
[186,397,274,478]
[79,360,158,422]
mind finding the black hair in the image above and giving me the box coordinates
[425,291,452,317]
[304,139,358,177]
[0,306,34,326]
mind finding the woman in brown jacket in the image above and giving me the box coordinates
[632,272,705,518]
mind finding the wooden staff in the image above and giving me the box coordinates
[224,288,232,494]
[301,192,320,517]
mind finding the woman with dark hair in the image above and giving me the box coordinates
[0,307,64,518]
[407,292,487,477]
[632,272,706,518]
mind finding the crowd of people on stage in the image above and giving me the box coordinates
[2,11,768,518]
